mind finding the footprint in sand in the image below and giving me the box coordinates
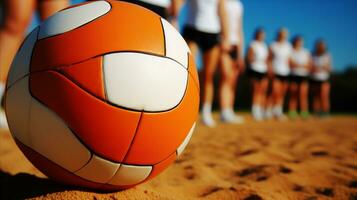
[315,187,334,197]
[236,165,267,177]
[292,184,304,192]
[183,165,196,180]
[243,194,263,200]
[349,193,357,200]
[199,186,224,197]
[311,151,329,157]
[235,149,259,157]
[348,180,357,188]
[279,166,293,174]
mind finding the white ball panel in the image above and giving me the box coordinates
[108,164,152,186]
[103,52,188,112]
[7,27,39,88]
[176,123,196,156]
[161,19,190,68]
[29,97,91,172]
[75,155,120,184]
[38,1,111,40]
[5,77,32,146]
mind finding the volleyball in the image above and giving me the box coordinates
[4,0,199,191]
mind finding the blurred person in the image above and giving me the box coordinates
[246,28,269,121]
[120,0,172,19]
[288,35,311,119]
[219,0,244,124]
[0,0,69,127]
[311,39,332,117]
[266,28,292,120]
[174,0,229,127]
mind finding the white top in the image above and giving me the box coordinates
[290,48,311,77]
[139,0,171,8]
[249,41,269,73]
[312,53,331,81]
[226,0,243,45]
[186,0,221,34]
[270,41,292,76]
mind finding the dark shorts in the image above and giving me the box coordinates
[275,75,289,82]
[310,79,329,86]
[289,75,309,84]
[248,69,267,80]
[120,0,168,19]
[228,45,238,60]
[182,25,220,53]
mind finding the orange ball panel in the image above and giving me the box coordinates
[31,1,165,71]
[59,56,105,100]
[146,153,176,181]
[30,71,141,162]
[124,75,199,165]
[188,54,199,88]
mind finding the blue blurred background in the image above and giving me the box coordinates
[29,0,357,72]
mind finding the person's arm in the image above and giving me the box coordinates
[267,48,274,77]
[290,58,297,69]
[218,0,230,51]
[325,54,333,73]
[170,0,184,28]
[246,46,255,64]
[237,9,245,71]
[305,53,313,72]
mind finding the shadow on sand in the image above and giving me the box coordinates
[0,170,83,199]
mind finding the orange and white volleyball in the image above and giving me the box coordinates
[4,0,199,191]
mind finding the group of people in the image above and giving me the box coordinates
[247,28,331,122]
[0,0,332,128]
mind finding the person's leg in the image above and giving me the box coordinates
[321,82,330,116]
[38,0,69,20]
[312,83,321,116]
[201,46,220,127]
[0,0,35,128]
[251,79,261,121]
[300,80,310,119]
[0,0,35,83]
[288,81,299,119]
[252,77,268,121]
[272,78,283,118]
[219,52,241,123]
[265,78,274,119]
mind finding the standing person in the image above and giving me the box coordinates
[120,0,172,19]
[311,39,332,117]
[219,0,244,123]
[267,28,292,120]
[288,35,311,120]
[174,0,229,127]
[246,28,269,121]
[0,0,69,127]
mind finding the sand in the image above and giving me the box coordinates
[1,114,357,200]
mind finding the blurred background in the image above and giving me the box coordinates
[5,0,356,113]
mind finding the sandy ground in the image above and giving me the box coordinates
[1,114,357,200]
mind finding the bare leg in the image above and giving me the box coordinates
[312,84,321,115]
[321,82,330,114]
[272,78,286,119]
[202,46,220,105]
[0,0,35,83]
[260,78,269,108]
[300,81,309,114]
[201,46,220,127]
[289,82,298,113]
[38,0,69,20]
[219,52,236,110]
[265,78,274,119]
